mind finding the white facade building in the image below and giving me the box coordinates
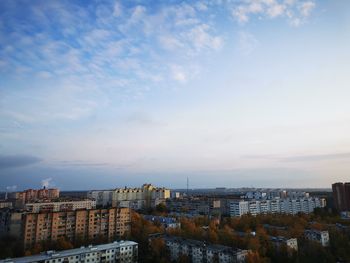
[304,230,330,247]
[230,197,326,217]
[164,236,249,263]
[230,201,249,217]
[0,240,138,263]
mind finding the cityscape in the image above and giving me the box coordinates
[1,0,350,263]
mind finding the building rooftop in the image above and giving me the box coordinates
[0,241,138,263]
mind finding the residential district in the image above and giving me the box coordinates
[0,182,349,262]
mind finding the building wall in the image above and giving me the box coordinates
[15,189,60,205]
[229,198,325,217]
[22,207,130,249]
[88,184,170,209]
[24,200,96,213]
[1,240,138,263]
[332,182,350,212]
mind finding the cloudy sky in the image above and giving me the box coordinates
[0,0,349,190]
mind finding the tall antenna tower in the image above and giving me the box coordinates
[187,177,189,197]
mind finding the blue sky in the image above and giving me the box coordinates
[0,0,349,190]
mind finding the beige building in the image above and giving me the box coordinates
[2,207,131,249]
[24,199,96,213]
[13,188,60,208]
[88,184,170,209]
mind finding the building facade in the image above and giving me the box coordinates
[88,184,170,209]
[0,207,131,249]
[0,240,138,263]
[143,215,181,229]
[304,229,330,247]
[229,197,326,217]
[163,236,249,263]
[332,182,350,212]
[166,198,221,216]
[23,207,130,248]
[24,199,96,213]
[270,236,298,251]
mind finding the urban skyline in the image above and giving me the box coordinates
[1,0,350,190]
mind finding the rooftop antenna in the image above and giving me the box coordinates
[187,177,189,198]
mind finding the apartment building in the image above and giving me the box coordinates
[22,207,130,248]
[229,198,326,217]
[14,188,60,203]
[0,201,13,209]
[0,209,23,238]
[166,198,221,216]
[88,184,170,209]
[163,236,249,263]
[270,236,298,251]
[332,182,350,212]
[24,199,96,213]
[143,215,181,229]
[0,240,138,263]
[304,229,330,247]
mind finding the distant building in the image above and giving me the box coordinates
[0,240,138,263]
[332,182,350,212]
[229,197,325,217]
[88,184,170,209]
[161,236,249,263]
[171,191,181,199]
[13,188,60,208]
[24,199,96,213]
[0,209,23,238]
[166,198,221,216]
[0,201,12,209]
[304,229,330,247]
[143,215,181,229]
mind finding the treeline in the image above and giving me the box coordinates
[128,209,350,263]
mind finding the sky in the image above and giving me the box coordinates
[0,0,349,190]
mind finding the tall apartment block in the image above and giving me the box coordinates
[332,182,350,212]
[0,207,131,249]
[88,184,170,209]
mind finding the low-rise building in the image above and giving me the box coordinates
[304,229,330,247]
[0,240,138,263]
[163,236,249,263]
[143,215,181,229]
[270,236,298,251]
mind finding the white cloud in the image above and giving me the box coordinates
[299,1,315,17]
[267,4,286,18]
[41,178,53,188]
[113,1,122,17]
[232,0,316,25]
[171,65,187,83]
[238,31,259,55]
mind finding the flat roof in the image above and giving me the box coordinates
[0,241,138,263]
